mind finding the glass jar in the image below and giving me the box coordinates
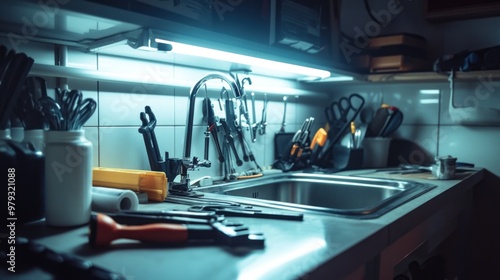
[44,130,92,227]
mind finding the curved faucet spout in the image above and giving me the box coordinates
[184,73,242,162]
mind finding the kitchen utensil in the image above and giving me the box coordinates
[399,155,458,179]
[366,104,402,137]
[36,96,64,130]
[73,98,97,130]
[274,96,295,160]
[89,213,265,247]
[318,93,365,165]
[308,127,328,165]
[379,109,403,137]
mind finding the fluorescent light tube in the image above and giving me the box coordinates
[155,38,331,79]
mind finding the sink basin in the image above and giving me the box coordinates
[196,173,436,218]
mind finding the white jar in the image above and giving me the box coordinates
[22,129,45,152]
[0,129,11,140]
[44,130,92,227]
[10,127,24,142]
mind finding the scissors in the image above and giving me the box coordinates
[325,93,365,136]
[188,205,304,221]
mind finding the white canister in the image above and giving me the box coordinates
[0,129,12,140]
[22,129,45,152]
[44,130,92,227]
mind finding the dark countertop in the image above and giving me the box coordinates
[1,169,485,280]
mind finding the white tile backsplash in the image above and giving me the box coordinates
[99,126,175,170]
[8,37,499,178]
[98,82,176,126]
[438,125,500,175]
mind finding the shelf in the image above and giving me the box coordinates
[366,70,500,83]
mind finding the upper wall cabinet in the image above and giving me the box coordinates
[81,0,337,69]
[0,0,358,81]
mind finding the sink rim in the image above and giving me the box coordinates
[195,172,436,219]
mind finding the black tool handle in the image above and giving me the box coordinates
[221,119,243,166]
[210,124,225,163]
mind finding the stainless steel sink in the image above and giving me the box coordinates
[196,173,436,218]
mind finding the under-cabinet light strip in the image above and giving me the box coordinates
[154,38,332,79]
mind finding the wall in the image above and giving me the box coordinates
[317,0,500,175]
[1,37,329,181]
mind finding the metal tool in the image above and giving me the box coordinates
[250,92,258,142]
[89,213,265,248]
[36,96,63,130]
[279,96,288,133]
[220,118,243,166]
[188,205,304,221]
[202,97,224,163]
[2,237,126,279]
[138,106,184,186]
[138,106,163,172]
[258,93,268,135]
[289,117,315,161]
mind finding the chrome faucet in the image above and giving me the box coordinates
[170,73,242,193]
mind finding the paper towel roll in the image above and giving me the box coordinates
[91,187,139,213]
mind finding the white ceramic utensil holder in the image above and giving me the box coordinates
[44,130,92,227]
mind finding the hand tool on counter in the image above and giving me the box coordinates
[101,211,223,226]
[89,213,265,248]
[1,237,126,279]
[163,189,302,221]
[202,97,224,163]
[258,93,268,135]
[188,205,304,221]
[123,210,222,222]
